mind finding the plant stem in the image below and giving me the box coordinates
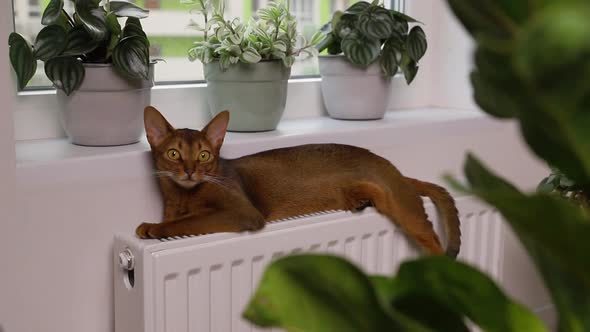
[62,9,75,27]
[199,0,208,40]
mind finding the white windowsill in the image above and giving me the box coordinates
[16,107,547,195]
[17,108,482,166]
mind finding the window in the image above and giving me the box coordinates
[12,0,402,87]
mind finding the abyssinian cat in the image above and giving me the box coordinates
[137,106,461,257]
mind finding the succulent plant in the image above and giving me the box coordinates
[186,0,323,70]
[317,1,427,84]
[8,0,152,95]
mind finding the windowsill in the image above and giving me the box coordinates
[16,108,484,166]
[17,107,549,196]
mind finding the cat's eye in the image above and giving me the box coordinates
[198,150,211,162]
[167,149,180,160]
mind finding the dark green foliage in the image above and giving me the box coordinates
[7,0,151,94]
[245,1,590,331]
[317,1,427,83]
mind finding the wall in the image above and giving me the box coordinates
[0,0,19,330]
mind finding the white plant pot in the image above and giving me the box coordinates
[319,55,392,120]
[57,63,154,146]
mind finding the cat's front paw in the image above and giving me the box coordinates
[136,222,160,239]
[239,217,266,232]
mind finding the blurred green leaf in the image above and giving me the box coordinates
[357,6,395,40]
[108,1,149,19]
[243,255,395,331]
[41,0,64,25]
[44,56,85,95]
[341,34,380,66]
[8,33,37,90]
[461,155,590,331]
[34,25,67,61]
[406,26,427,62]
[113,36,150,80]
[62,25,99,56]
[390,257,548,332]
[75,0,108,40]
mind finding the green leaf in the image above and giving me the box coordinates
[406,26,427,62]
[105,13,122,58]
[44,56,85,95]
[8,33,37,90]
[344,1,371,15]
[123,18,148,40]
[391,10,421,24]
[400,53,418,84]
[108,1,149,19]
[112,36,150,80]
[62,25,99,56]
[33,25,67,61]
[41,0,64,25]
[357,5,396,40]
[380,38,400,76]
[240,47,261,63]
[390,257,548,332]
[461,155,590,331]
[244,255,419,331]
[75,0,108,40]
[341,33,380,66]
[371,276,471,332]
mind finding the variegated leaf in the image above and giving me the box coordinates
[341,34,380,66]
[358,6,396,40]
[113,36,150,80]
[34,25,67,61]
[240,47,261,63]
[381,38,401,76]
[44,56,85,95]
[62,26,100,56]
[75,0,108,40]
[401,53,419,84]
[108,1,149,19]
[41,0,64,25]
[8,33,37,90]
[345,1,370,15]
[407,26,427,62]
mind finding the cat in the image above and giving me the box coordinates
[137,106,461,257]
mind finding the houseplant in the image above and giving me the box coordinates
[242,1,590,331]
[316,1,427,120]
[187,0,323,132]
[8,0,154,146]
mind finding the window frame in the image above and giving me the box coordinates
[8,0,406,141]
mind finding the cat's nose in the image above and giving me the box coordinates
[185,169,195,177]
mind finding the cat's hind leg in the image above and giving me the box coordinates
[342,181,444,255]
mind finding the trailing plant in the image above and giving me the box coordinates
[8,0,152,95]
[316,1,427,84]
[242,1,590,331]
[186,0,323,70]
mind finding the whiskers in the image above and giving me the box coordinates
[153,170,174,179]
[202,174,232,190]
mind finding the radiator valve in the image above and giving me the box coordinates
[118,248,135,270]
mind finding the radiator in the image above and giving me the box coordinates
[114,195,504,332]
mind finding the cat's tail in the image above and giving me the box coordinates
[405,177,461,258]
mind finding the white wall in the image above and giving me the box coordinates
[0,0,20,331]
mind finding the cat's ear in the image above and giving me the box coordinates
[202,110,229,151]
[144,106,174,147]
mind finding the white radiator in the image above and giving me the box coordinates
[114,195,504,332]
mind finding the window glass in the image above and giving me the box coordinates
[13,0,399,87]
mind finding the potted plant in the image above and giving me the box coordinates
[8,0,154,146]
[187,0,323,132]
[316,1,428,120]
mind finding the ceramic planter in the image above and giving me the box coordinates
[204,61,291,132]
[57,63,154,146]
[319,55,392,120]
